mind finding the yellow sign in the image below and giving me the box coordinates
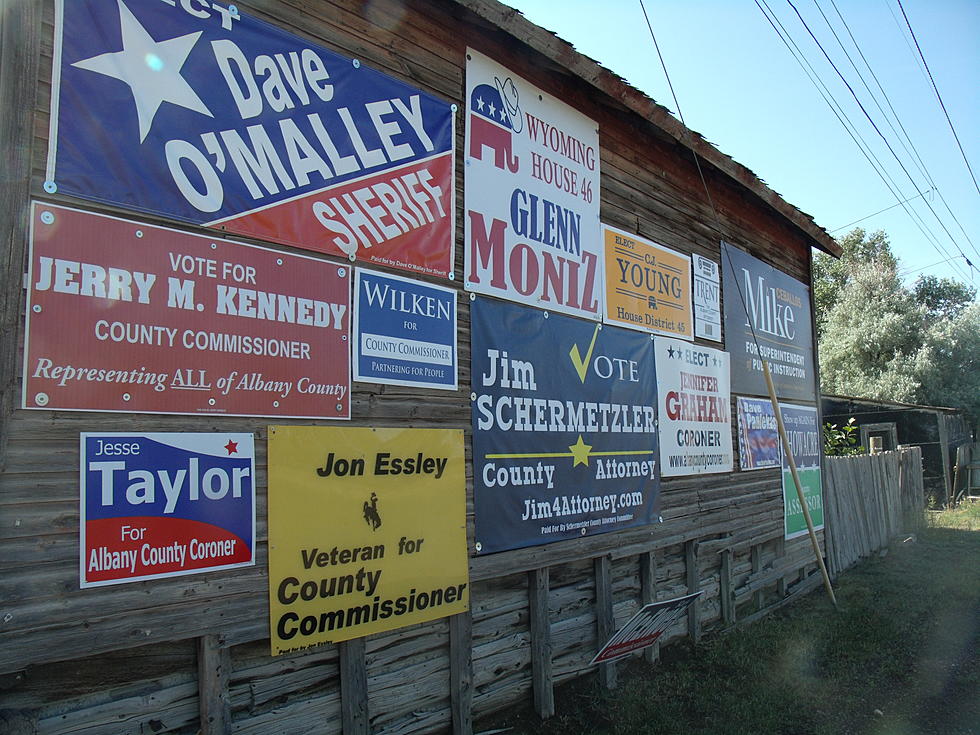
[603,224,693,340]
[267,426,468,654]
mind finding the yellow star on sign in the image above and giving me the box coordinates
[568,435,593,467]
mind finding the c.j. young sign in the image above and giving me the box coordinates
[721,242,816,402]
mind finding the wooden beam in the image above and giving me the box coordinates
[594,556,616,689]
[197,634,230,735]
[528,567,554,718]
[339,639,369,735]
[639,551,660,664]
[751,544,764,611]
[719,549,734,627]
[449,612,473,735]
[685,541,700,642]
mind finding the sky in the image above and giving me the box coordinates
[503,0,980,292]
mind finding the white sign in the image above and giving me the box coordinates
[464,49,602,319]
[692,254,721,342]
[655,337,733,476]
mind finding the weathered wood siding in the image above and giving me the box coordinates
[0,0,833,732]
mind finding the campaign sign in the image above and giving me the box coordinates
[591,591,702,665]
[692,254,721,342]
[267,426,468,653]
[47,0,455,277]
[603,225,693,340]
[24,203,350,418]
[780,403,824,540]
[80,432,255,587]
[471,297,659,554]
[655,337,733,476]
[721,242,816,401]
[353,268,457,390]
[464,49,602,320]
[736,396,780,471]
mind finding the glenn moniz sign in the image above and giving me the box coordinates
[464,49,602,320]
[24,203,350,418]
[46,0,455,277]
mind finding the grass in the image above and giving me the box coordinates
[478,506,980,735]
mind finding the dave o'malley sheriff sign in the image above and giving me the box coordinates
[47,0,455,276]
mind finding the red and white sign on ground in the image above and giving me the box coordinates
[24,202,350,418]
[591,591,702,665]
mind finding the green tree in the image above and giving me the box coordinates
[812,228,897,337]
[816,230,980,425]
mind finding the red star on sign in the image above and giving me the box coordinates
[224,439,238,455]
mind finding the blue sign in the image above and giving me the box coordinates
[47,0,455,275]
[736,396,780,471]
[721,242,816,401]
[353,268,457,390]
[471,298,660,554]
[80,432,255,587]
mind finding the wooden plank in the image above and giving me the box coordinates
[750,543,763,611]
[197,634,231,735]
[685,540,700,642]
[339,638,369,735]
[449,612,473,735]
[528,567,554,719]
[776,536,787,598]
[719,549,734,626]
[639,551,660,663]
[594,556,616,689]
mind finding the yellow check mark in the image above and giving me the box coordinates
[569,324,600,383]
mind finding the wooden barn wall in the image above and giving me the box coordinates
[0,0,827,732]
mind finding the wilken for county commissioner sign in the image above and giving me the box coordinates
[47,0,455,277]
[24,203,349,418]
[268,427,468,653]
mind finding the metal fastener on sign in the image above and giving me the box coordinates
[475,542,482,552]
[208,398,216,406]
[32,305,41,313]
[335,403,343,411]
[337,267,346,277]
[135,230,143,238]
[122,393,131,401]
[40,211,54,225]
[35,393,48,406]
[43,181,57,194]
[352,59,360,68]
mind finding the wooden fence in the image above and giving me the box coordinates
[823,448,925,577]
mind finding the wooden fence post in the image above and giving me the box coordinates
[197,634,230,735]
[685,541,700,642]
[639,551,660,663]
[339,639,369,735]
[594,555,616,689]
[529,567,554,718]
[751,544,763,611]
[450,612,473,735]
[719,549,734,626]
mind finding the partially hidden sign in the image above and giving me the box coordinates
[47,0,455,277]
[353,268,457,390]
[721,242,816,401]
[736,396,780,470]
[81,432,255,587]
[464,48,602,319]
[655,337,733,476]
[603,225,692,340]
[591,591,702,665]
[267,427,469,653]
[780,403,824,540]
[471,297,660,554]
[25,203,350,418]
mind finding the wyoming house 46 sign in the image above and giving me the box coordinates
[464,48,602,319]
[46,0,455,277]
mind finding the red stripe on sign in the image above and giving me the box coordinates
[84,516,251,583]
[220,154,454,277]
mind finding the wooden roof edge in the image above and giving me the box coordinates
[452,0,843,258]
[822,393,963,414]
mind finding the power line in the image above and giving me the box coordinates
[825,0,979,261]
[754,0,961,278]
[829,188,932,233]
[784,0,974,282]
[896,0,980,199]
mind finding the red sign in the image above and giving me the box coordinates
[25,203,350,418]
[590,591,702,665]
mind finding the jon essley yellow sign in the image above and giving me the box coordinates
[268,426,468,654]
